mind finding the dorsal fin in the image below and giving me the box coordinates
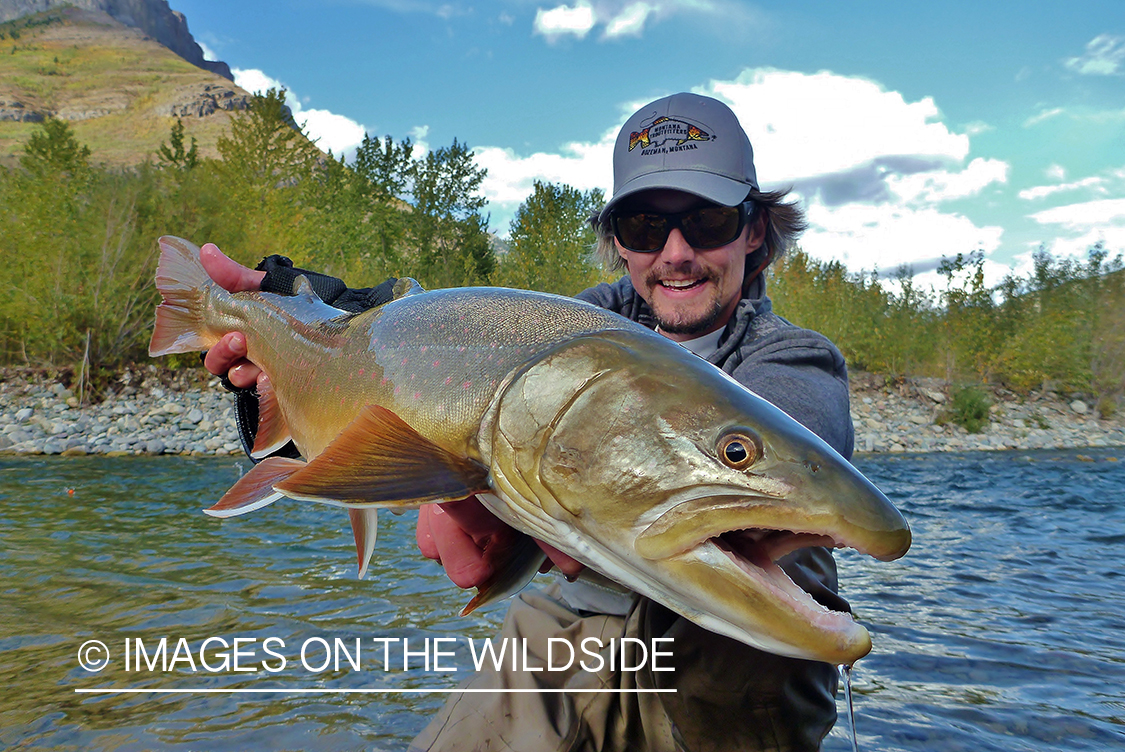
[292,275,321,300]
[392,278,425,300]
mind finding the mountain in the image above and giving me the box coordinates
[0,2,251,166]
[0,0,232,78]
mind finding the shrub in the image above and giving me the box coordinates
[938,386,993,434]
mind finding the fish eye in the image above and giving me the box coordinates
[718,432,759,470]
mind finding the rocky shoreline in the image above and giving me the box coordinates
[1,367,1123,458]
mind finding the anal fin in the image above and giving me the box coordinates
[275,405,491,507]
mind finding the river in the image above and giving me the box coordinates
[1,450,1123,751]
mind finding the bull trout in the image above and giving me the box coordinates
[149,235,910,665]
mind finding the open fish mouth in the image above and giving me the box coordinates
[707,528,856,628]
[714,528,839,568]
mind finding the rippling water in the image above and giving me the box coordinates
[1,451,1123,751]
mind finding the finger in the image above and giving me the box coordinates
[416,505,440,561]
[200,243,266,293]
[430,505,493,590]
[535,540,585,579]
[227,362,263,390]
[203,332,246,375]
[437,496,509,543]
[202,333,256,386]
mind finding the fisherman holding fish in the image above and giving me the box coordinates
[199,93,869,751]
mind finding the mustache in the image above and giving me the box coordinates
[644,267,718,287]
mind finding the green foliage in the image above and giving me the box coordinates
[494,180,604,296]
[938,386,993,434]
[20,117,90,177]
[5,95,1124,406]
[157,118,198,170]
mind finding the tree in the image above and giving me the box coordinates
[157,118,199,170]
[20,117,90,178]
[495,181,604,295]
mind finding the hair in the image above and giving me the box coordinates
[590,188,809,277]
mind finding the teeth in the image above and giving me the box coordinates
[662,279,698,289]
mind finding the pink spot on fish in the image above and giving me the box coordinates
[463,381,472,389]
[432,360,440,368]
[445,376,453,385]
[357,368,364,376]
[414,392,421,400]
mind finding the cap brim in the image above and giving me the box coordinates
[598,170,754,223]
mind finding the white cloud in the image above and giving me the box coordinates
[474,67,1007,267]
[475,137,615,229]
[1064,34,1125,76]
[1046,163,1067,181]
[801,202,1005,278]
[1023,107,1064,128]
[1029,198,1125,228]
[1027,197,1125,259]
[707,69,970,186]
[1018,176,1105,201]
[232,68,368,158]
[604,3,656,38]
[197,40,218,62]
[534,2,596,39]
[887,157,1008,204]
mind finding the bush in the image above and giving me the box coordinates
[939,386,993,434]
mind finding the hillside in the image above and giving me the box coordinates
[0,6,250,166]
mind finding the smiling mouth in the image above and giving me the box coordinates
[659,278,705,291]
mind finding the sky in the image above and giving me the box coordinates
[173,0,1125,290]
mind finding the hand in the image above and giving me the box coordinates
[416,496,584,590]
[199,243,266,387]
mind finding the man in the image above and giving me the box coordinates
[203,92,853,751]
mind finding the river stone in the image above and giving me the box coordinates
[910,414,930,425]
[922,389,946,404]
[145,439,166,455]
[15,407,33,421]
[1070,400,1088,415]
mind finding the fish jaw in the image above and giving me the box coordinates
[481,329,910,664]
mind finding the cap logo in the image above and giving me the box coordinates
[627,115,713,153]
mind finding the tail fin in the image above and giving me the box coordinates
[149,236,222,356]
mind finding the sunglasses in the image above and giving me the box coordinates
[611,201,756,253]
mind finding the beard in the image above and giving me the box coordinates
[643,268,728,336]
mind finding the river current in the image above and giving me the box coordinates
[1,450,1123,751]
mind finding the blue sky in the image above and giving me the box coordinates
[175,0,1125,289]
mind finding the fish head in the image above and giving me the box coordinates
[483,329,910,665]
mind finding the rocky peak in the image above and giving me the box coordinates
[0,0,232,79]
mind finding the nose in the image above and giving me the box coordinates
[659,228,696,265]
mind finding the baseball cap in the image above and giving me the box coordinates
[599,93,758,223]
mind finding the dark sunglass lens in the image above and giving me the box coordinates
[680,205,742,249]
[616,213,669,252]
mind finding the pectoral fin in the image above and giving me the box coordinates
[460,533,547,616]
[205,456,306,518]
[275,404,491,507]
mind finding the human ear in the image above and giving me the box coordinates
[745,211,767,254]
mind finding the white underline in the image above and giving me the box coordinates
[75,688,677,695]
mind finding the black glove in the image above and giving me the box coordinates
[207,255,400,463]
